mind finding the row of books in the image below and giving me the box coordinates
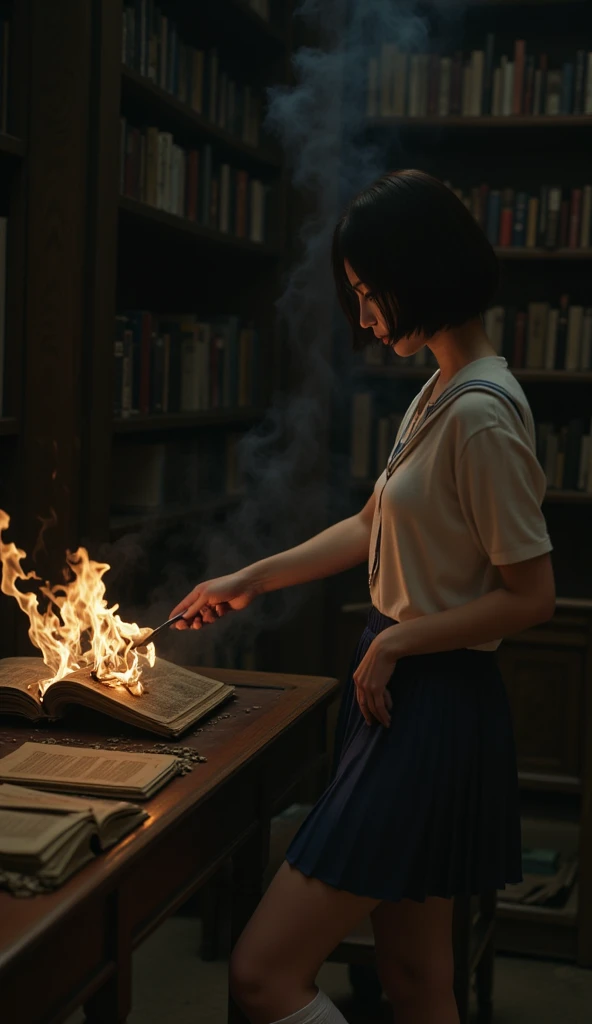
[356,297,592,373]
[122,3,263,147]
[445,182,592,251]
[351,394,592,494]
[0,18,9,133]
[120,119,270,242]
[111,435,245,513]
[483,301,592,372]
[113,312,262,418]
[368,39,592,118]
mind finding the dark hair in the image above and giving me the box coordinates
[332,169,499,350]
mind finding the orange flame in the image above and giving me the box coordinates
[0,509,154,697]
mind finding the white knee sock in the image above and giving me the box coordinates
[270,988,348,1024]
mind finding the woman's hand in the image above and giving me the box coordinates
[352,628,403,728]
[169,570,260,630]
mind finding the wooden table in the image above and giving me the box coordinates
[0,666,339,1024]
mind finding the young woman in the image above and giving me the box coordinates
[170,169,555,1024]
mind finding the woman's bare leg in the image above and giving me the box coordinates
[371,895,459,1024]
[229,859,381,1024]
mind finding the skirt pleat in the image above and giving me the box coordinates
[285,606,523,903]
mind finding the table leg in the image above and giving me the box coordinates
[227,822,271,1024]
[84,891,132,1024]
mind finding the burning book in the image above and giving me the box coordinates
[0,511,235,738]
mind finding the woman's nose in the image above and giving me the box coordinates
[359,299,376,330]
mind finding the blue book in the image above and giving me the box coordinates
[486,190,501,246]
[561,62,574,115]
[512,192,528,247]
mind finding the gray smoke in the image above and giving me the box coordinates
[100,0,436,666]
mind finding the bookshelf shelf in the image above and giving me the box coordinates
[352,366,592,383]
[0,418,18,436]
[0,133,24,158]
[367,115,592,129]
[350,478,592,504]
[494,248,592,260]
[112,409,265,434]
[497,879,578,927]
[120,66,283,172]
[118,195,280,256]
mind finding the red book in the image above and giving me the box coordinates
[560,199,570,248]
[139,312,153,416]
[186,149,199,221]
[499,207,514,247]
[569,188,582,248]
[513,311,526,367]
[513,40,525,114]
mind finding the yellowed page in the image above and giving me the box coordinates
[57,658,227,725]
[0,807,89,856]
[0,742,177,793]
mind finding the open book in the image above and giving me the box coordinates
[0,782,148,888]
[0,741,179,799]
[0,656,235,738]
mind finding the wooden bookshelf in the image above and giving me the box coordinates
[120,65,283,170]
[118,195,282,255]
[335,0,592,969]
[367,115,592,128]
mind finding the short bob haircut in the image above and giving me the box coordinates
[332,169,499,350]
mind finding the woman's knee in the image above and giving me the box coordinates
[379,956,455,1007]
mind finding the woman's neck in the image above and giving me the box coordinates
[427,317,498,387]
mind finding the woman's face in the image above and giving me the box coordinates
[344,260,426,358]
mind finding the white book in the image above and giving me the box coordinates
[393,52,408,116]
[544,308,559,369]
[565,305,584,370]
[491,66,502,115]
[219,163,230,233]
[578,435,592,490]
[408,55,420,116]
[470,50,484,116]
[163,132,173,213]
[484,305,505,353]
[0,218,6,416]
[180,330,201,412]
[438,57,451,116]
[461,62,472,116]
[380,44,397,117]
[526,302,549,368]
[580,185,591,248]
[580,308,592,369]
[502,60,514,116]
[418,54,429,116]
[351,392,373,479]
[156,132,167,210]
[367,57,378,117]
[544,431,558,487]
[584,52,592,114]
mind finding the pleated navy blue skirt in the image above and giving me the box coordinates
[285,605,523,903]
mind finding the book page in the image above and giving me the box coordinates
[0,742,177,791]
[0,658,47,703]
[63,658,226,725]
[0,808,88,855]
[0,782,133,822]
